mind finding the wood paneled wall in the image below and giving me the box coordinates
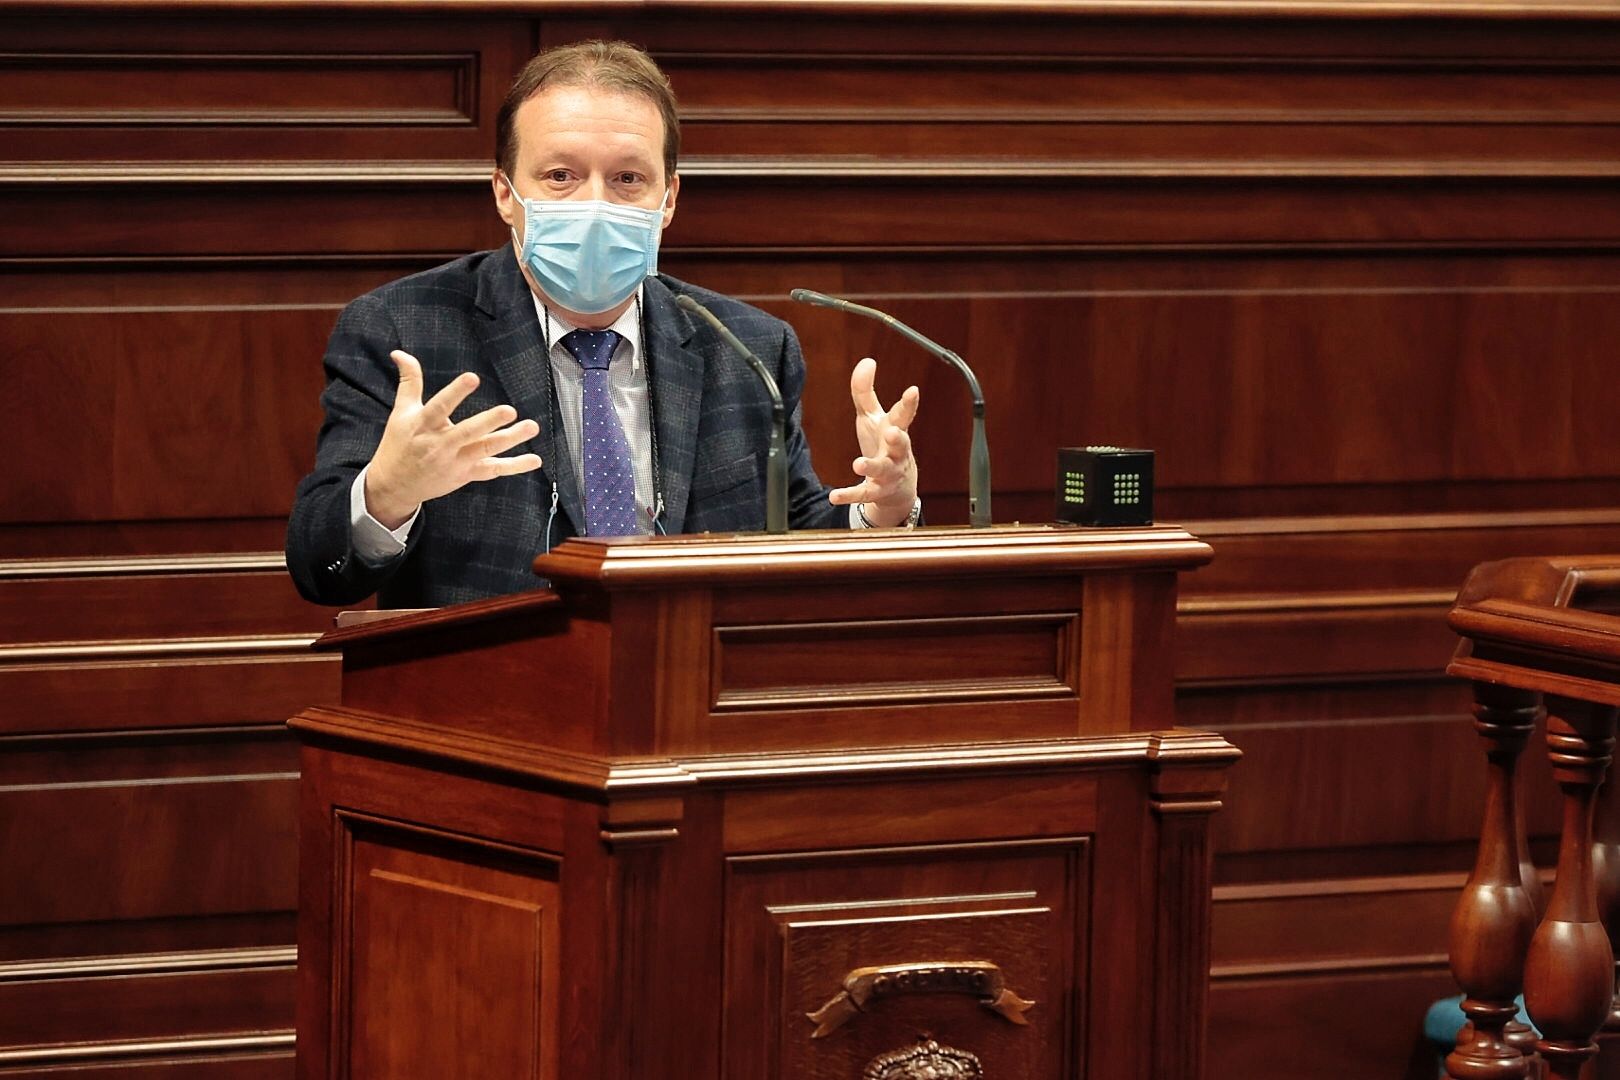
[3,2,1619,1076]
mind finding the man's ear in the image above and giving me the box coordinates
[661,173,680,229]
[492,170,519,233]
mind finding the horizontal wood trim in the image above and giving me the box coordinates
[712,676,1077,711]
[0,771,300,792]
[722,775,1097,852]
[1212,953,1449,979]
[0,50,477,127]
[0,1032,295,1067]
[0,913,293,972]
[4,0,1620,18]
[1187,506,1620,537]
[0,575,332,645]
[0,160,492,184]
[8,157,1620,183]
[536,526,1211,589]
[0,1054,295,1079]
[711,612,1077,711]
[1212,871,1462,975]
[292,705,1237,791]
[1179,588,1456,615]
[1177,676,1469,738]
[0,946,295,982]
[688,106,1620,126]
[14,241,1620,269]
[0,636,319,661]
[0,961,295,1048]
[4,109,467,127]
[1213,870,1465,901]
[0,646,331,738]
[0,553,288,578]
[11,188,1620,259]
[1184,512,1620,599]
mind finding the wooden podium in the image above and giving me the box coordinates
[289,525,1238,1080]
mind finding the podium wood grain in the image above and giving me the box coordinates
[290,526,1236,1080]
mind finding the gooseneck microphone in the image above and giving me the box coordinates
[789,288,990,528]
[674,294,789,534]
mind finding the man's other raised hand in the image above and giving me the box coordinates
[363,350,542,529]
[829,357,919,526]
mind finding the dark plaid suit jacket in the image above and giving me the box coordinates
[286,247,848,607]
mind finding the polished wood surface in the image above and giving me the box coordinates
[291,526,1236,1079]
[3,1,1619,1074]
[1446,557,1620,1079]
[1445,682,1540,1080]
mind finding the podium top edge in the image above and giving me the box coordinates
[316,524,1212,649]
[532,522,1214,587]
[314,586,565,649]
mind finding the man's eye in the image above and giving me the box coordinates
[616,173,642,185]
[546,170,571,183]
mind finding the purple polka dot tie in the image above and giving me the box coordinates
[561,328,641,537]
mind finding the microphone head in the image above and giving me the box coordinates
[789,288,832,307]
[674,294,701,313]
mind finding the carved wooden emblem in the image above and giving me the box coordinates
[807,960,1035,1039]
[863,1037,984,1079]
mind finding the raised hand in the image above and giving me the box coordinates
[829,357,920,526]
[363,350,542,529]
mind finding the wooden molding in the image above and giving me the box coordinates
[0,946,296,983]
[0,160,492,184]
[534,525,1212,591]
[0,634,319,661]
[0,1032,295,1067]
[1186,507,1620,538]
[1179,588,1456,616]
[1,0,1619,18]
[1214,871,1467,902]
[1211,953,1450,980]
[9,156,1620,186]
[292,704,1240,792]
[0,553,288,578]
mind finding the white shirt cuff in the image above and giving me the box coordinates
[350,464,419,561]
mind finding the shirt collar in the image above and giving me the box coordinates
[531,287,644,374]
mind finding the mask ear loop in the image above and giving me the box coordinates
[503,172,530,255]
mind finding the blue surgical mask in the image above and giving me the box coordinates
[506,178,668,314]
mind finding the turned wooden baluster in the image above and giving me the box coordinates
[1448,681,1544,1080]
[1507,737,1549,1078]
[1524,696,1620,1080]
[1592,767,1620,1076]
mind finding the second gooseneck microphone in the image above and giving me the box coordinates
[790,288,991,528]
[674,294,789,534]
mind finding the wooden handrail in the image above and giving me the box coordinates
[1446,555,1620,1080]
[1453,599,1620,649]
[1453,556,1620,609]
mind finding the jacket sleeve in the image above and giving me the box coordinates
[284,292,424,606]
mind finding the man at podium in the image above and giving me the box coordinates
[286,40,922,609]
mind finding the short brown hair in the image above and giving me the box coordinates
[495,40,680,183]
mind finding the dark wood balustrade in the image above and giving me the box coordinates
[1447,556,1620,1080]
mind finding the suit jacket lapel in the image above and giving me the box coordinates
[474,247,586,536]
[643,276,706,535]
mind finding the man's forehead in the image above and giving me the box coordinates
[513,84,665,161]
